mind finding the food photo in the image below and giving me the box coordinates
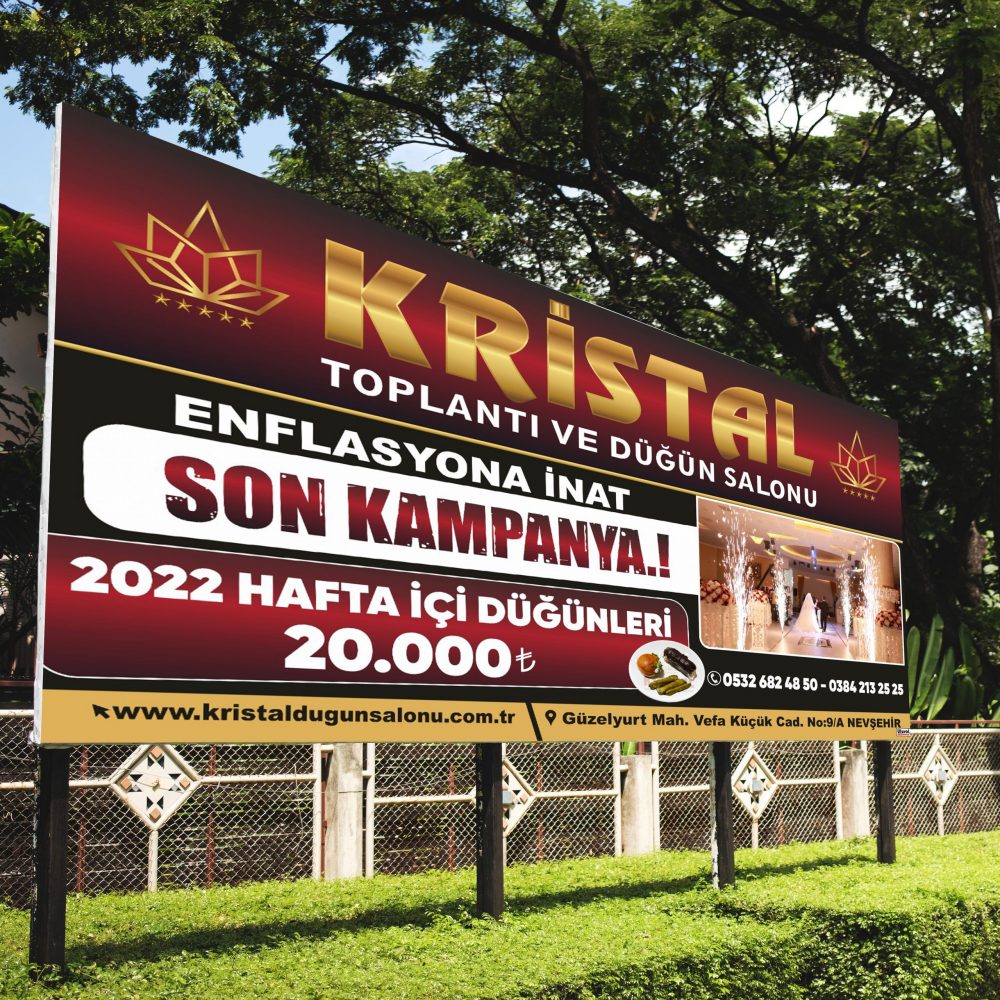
[629,640,705,702]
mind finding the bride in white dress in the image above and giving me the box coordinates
[797,593,820,632]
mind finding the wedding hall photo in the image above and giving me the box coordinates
[698,498,904,664]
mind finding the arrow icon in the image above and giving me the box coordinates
[92,704,109,719]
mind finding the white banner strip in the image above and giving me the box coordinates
[83,424,699,594]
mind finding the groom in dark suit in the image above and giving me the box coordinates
[817,598,830,632]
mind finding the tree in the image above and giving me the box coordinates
[714,0,1000,532]
[0,0,996,674]
[0,382,42,678]
[0,203,47,321]
[0,205,46,676]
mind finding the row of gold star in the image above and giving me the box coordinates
[841,486,878,501]
[153,293,254,327]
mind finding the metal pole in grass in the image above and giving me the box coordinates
[29,746,71,980]
[873,741,896,863]
[709,741,736,887]
[475,742,504,918]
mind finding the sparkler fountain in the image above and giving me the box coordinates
[859,540,878,659]
[836,563,852,640]
[772,549,787,630]
[720,506,753,650]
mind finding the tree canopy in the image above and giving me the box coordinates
[1,0,998,689]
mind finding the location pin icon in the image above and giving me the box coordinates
[544,709,557,725]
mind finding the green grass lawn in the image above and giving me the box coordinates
[3,832,1000,999]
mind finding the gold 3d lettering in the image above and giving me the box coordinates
[324,240,429,367]
[324,242,814,475]
[440,282,535,403]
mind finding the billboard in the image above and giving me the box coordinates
[34,106,909,744]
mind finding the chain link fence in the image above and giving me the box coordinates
[4,709,1000,907]
[369,742,477,875]
[501,741,620,866]
[879,731,1000,838]
[732,740,841,849]
[0,710,33,907]
[653,740,711,851]
[0,711,319,906]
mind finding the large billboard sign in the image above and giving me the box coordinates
[35,107,909,744]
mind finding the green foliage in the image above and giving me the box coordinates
[910,615,944,716]
[928,648,956,719]
[0,385,42,677]
[0,202,45,677]
[0,205,47,322]
[954,673,980,720]
[4,833,1000,998]
[907,618,985,719]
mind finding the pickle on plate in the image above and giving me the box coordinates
[649,673,683,686]
[649,676,690,694]
[651,682,690,697]
[650,674,689,687]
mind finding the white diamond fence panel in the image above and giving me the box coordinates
[0,710,320,905]
[5,712,1000,906]
[877,730,1000,838]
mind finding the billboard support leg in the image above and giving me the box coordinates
[29,746,71,980]
[873,741,896,863]
[475,742,504,918]
[709,741,735,887]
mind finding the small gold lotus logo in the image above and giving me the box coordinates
[830,432,886,500]
[115,202,288,326]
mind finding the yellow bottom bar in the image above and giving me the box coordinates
[38,690,911,744]
[535,704,911,741]
[40,690,535,744]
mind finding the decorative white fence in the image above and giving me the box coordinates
[887,730,1000,836]
[0,711,319,904]
[3,708,1000,907]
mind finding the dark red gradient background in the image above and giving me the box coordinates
[53,108,902,537]
[42,535,687,688]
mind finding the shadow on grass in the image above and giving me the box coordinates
[65,848,871,974]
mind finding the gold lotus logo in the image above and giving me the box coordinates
[830,431,886,500]
[115,202,288,327]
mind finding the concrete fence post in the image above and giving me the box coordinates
[840,746,871,839]
[621,754,657,855]
[323,743,365,879]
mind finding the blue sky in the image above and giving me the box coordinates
[1,71,294,223]
[1,67,453,225]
